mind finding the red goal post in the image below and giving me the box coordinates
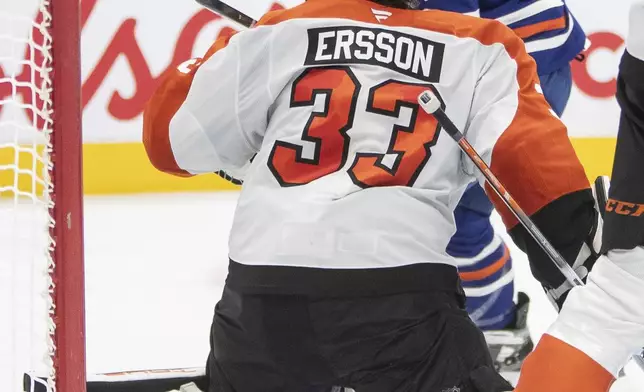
[50,0,86,390]
[0,0,85,390]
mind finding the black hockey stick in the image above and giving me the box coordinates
[195,0,257,28]
[417,90,644,373]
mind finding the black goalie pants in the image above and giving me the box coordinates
[205,285,512,392]
[603,50,644,251]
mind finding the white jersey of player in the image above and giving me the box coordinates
[144,0,587,282]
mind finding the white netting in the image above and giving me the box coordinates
[0,0,56,391]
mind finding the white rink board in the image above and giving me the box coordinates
[0,0,633,145]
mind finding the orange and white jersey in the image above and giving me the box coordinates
[144,0,588,273]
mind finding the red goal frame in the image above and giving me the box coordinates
[50,0,86,390]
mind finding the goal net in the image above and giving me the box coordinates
[0,0,84,391]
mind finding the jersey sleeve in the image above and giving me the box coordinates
[479,0,587,75]
[479,0,569,39]
[143,25,273,177]
[465,22,594,290]
[466,25,589,227]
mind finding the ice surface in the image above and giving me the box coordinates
[2,191,643,390]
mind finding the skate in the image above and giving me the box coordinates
[483,292,534,378]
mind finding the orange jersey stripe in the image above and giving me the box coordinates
[483,33,589,227]
[459,245,510,281]
[485,96,589,228]
[515,334,615,392]
[513,16,567,39]
[143,29,235,177]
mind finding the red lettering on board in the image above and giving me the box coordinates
[0,1,286,124]
[2,3,623,125]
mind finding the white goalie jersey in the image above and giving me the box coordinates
[143,0,588,272]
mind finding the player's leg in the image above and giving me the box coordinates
[602,24,644,256]
[448,184,515,330]
[448,184,533,373]
[600,12,644,366]
[338,291,513,392]
[207,283,512,392]
[206,287,337,392]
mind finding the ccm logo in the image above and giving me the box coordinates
[606,199,644,217]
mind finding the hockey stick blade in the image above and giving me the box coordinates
[195,0,257,28]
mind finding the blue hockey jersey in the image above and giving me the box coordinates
[419,0,587,75]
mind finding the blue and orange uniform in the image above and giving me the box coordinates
[420,0,587,330]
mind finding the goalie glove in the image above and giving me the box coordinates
[547,176,610,310]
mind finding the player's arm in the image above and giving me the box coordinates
[464,20,595,302]
[142,22,273,178]
[515,3,644,391]
[478,0,571,37]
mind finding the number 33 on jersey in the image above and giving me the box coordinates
[268,25,447,188]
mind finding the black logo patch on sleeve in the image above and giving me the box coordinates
[305,26,445,83]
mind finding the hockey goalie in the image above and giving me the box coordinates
[143,0,644,391]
